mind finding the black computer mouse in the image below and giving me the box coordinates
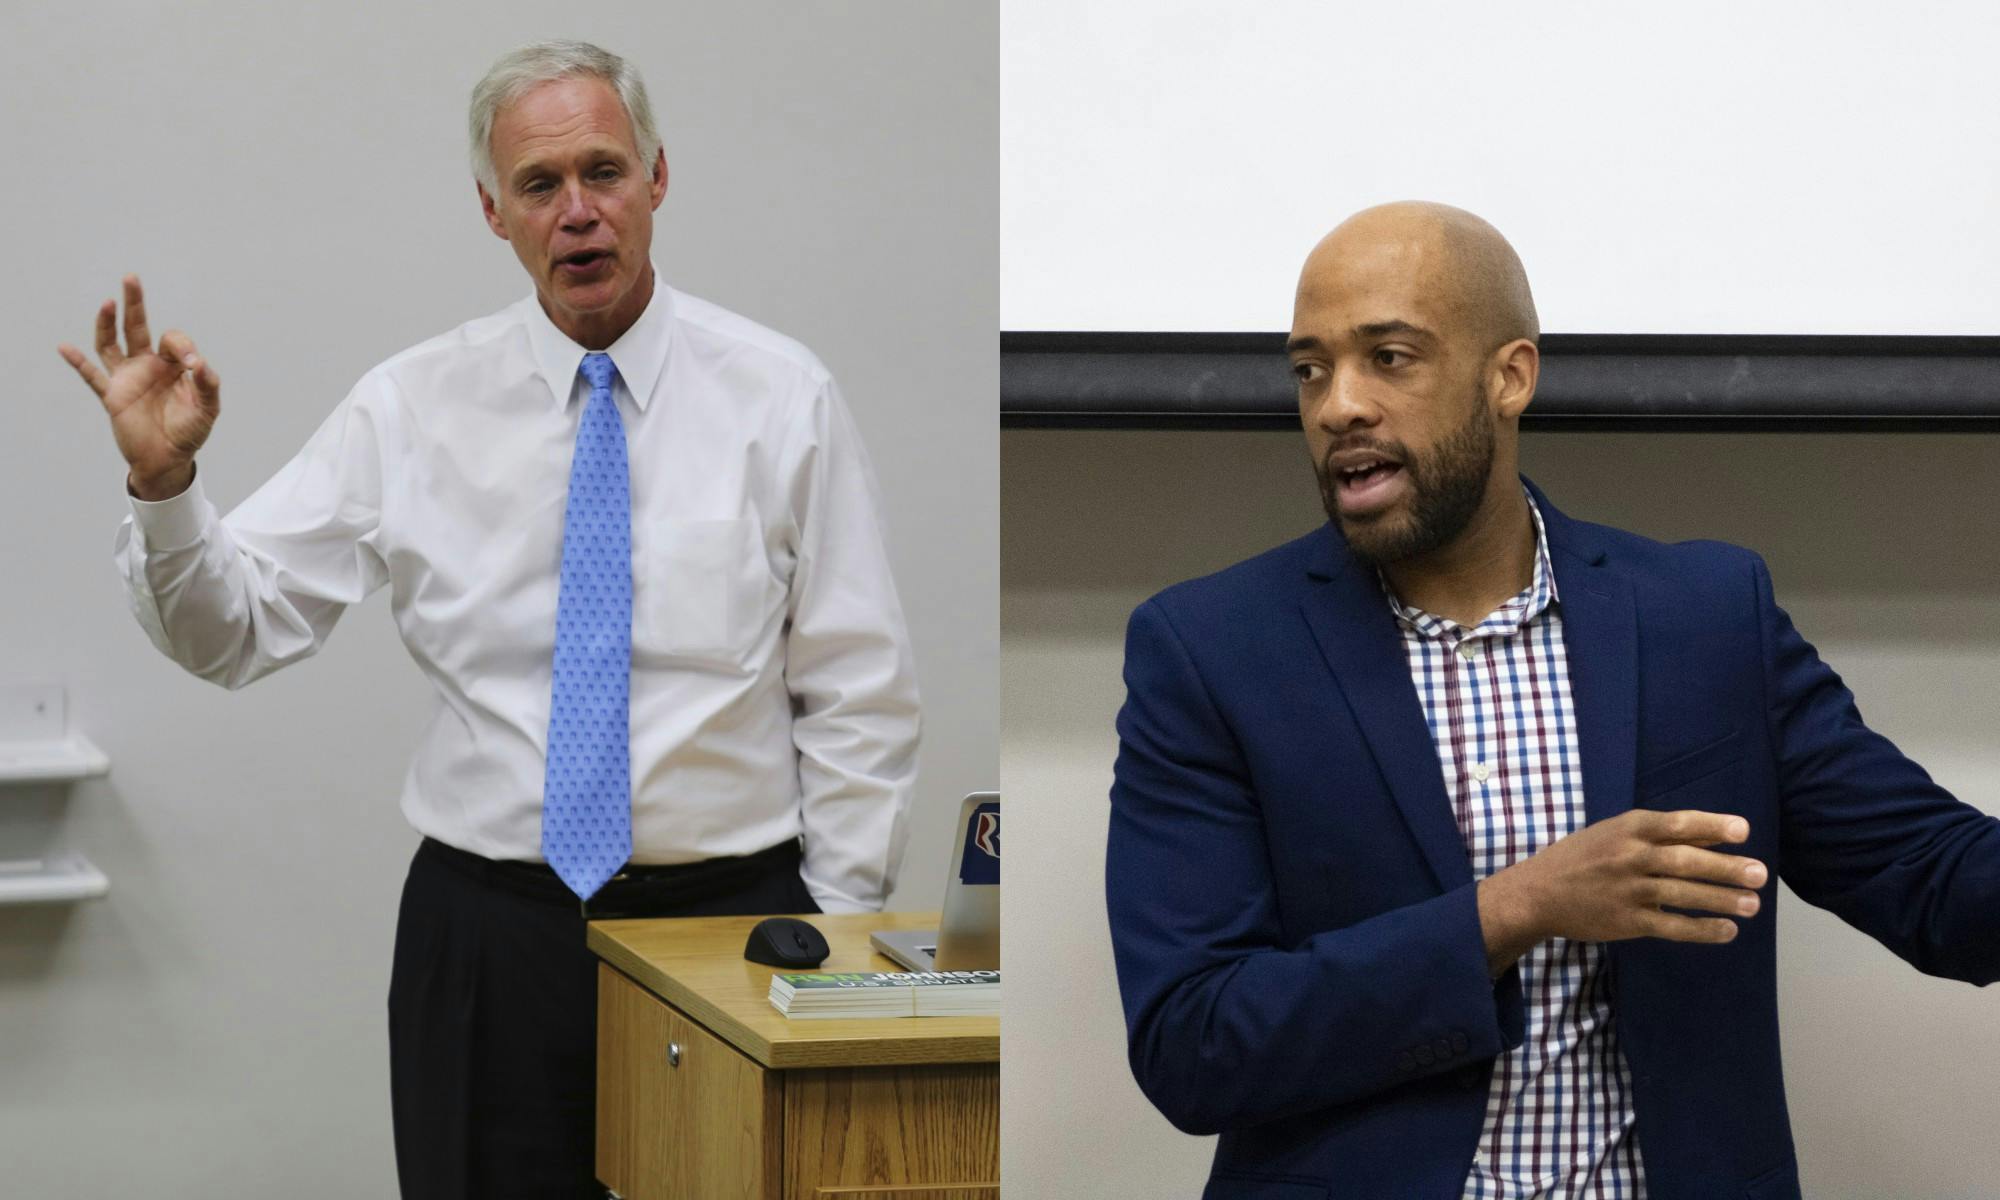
[744,917,831,969]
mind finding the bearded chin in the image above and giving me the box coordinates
[1322,401,1496,568]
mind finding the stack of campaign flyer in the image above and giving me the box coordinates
[768,969,1001,1019]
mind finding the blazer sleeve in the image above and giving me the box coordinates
[1757,555,2000,984]
[1106,597,1523,1137]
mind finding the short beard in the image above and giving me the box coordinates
[1317,388,1495,568]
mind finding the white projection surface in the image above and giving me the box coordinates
[1003,1,2000,334]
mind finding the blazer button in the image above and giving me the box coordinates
[1451,1031,1469,1055]
[1398,1052,1417,1074]
[1414,1045,1436,1067]
[1433,1036,1454,1059]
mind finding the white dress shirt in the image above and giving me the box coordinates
[114,279,920,912]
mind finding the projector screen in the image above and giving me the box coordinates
[1002,0,2000,335]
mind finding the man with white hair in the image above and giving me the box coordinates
[58,41,919,1199]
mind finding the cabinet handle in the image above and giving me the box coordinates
[666,1041,682,1068]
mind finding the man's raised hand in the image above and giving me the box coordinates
[1477,808,1768,975]
[57,275,220,501]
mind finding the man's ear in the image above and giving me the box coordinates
[1491,338,1540,422]
[478,183,509,240]
[649,149,669,211]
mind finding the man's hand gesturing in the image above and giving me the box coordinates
[57,275,220,501]
[1477,808,1768,975]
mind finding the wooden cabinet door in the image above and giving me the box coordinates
[597,964,783,1200]
[783,1064,1000,1200]
[802,1191,999,1199]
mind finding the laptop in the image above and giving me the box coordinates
[871,792,999,972]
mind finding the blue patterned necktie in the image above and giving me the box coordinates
[542,351,632,900]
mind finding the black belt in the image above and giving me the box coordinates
[416,836,803,919]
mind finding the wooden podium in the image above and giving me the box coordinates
[588,911,999,1200]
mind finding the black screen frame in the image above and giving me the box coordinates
[1002,333,2000,431]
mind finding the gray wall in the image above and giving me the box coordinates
[1,3,995,1196]
[1002,429,2000,1199]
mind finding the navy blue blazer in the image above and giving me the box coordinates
[1106,482,2000,1200]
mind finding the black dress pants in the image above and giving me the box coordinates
[387,836,820,1200]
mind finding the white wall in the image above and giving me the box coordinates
[0,3,995,1196]
[1001,428,2000,1199]
[1003,0,2000,334]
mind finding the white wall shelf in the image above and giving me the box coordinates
[0,684,111,904]
[0,854,110,904]
[0,734,111,784]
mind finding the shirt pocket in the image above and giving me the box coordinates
[639,517,778,666]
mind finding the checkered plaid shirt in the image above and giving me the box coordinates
[1383,496,1646,1200]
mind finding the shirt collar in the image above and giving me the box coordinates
[1382,487,1560,640]
[522,268,674,414]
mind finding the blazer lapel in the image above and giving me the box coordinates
[1533,483,1640,827]
[1528,485,1651,1016]
[1299,530,1472,895]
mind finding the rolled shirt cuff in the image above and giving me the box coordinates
[128,470,214,551]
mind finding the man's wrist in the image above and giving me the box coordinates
[128,462,195,503]
[1476,867,1544,978]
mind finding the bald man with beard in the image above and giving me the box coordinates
[1104,202,2000,1200]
